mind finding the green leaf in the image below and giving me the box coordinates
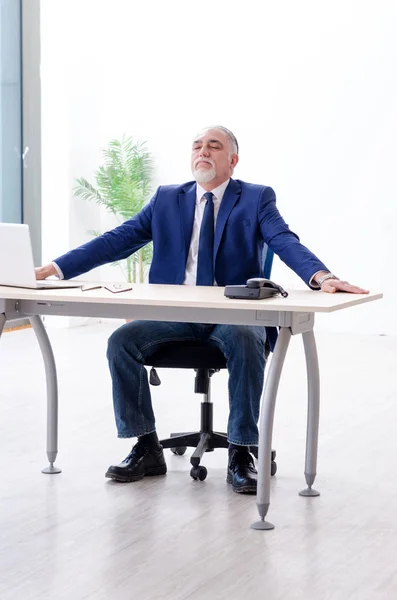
[75,135,154,282]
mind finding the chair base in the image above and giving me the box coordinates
[160,431,229,468]
[160,430,277,477]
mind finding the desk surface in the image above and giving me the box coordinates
[0,284,382,314]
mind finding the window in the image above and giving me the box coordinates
[0,0,22,223]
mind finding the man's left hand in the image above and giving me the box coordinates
[321,278,369,294]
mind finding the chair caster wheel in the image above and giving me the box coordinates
[190,465,207,481]
[171,446,187,456]
[271,461,277,477]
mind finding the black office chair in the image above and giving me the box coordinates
[146,247,277,482]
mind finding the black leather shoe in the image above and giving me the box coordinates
[226,448,257,494]
[105,441,167,482]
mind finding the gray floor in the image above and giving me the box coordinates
[0,321,396,600]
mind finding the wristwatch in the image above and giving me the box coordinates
[317,272,338,286]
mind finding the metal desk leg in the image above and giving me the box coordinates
[251,327,292,530]
[30,315,62,474]
[299,330,320,497]
[0,313,6,337]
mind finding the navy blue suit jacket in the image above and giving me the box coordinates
[55,179,328,350]
[55,179,328,288]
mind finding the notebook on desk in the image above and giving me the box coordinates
[0,223,81,290]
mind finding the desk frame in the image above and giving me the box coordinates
[0,293,323,530]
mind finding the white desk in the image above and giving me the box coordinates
[0,284,382,530]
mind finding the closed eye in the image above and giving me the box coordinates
[193,139,223,150]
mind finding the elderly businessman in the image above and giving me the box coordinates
[36,126,368,494]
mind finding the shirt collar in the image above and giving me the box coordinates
[196,179,230,204]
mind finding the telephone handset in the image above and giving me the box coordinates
[224,278,288,300]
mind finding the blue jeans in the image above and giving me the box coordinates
[106,321,267,446]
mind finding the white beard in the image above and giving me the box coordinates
[193,166,216,183]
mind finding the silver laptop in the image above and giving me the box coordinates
[0,223,81,289]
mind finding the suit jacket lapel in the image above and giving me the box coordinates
[214,179,241,260]
[178,183,196,265]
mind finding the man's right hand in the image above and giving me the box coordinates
[35,264,57,280]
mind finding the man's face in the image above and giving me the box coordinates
[191,129,239,188]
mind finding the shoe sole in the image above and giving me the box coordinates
[105,465,167,483]
[226,473,257,494]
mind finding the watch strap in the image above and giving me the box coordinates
[317,272,338,286]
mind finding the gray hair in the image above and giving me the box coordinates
[202,125,239,154]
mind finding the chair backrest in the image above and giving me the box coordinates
[262,244,274,279]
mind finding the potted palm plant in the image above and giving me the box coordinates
[73,135,154,283]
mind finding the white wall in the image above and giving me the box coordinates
[40,0,397,334]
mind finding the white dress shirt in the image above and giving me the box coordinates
[183,179,230,286]
[52,260,64,280]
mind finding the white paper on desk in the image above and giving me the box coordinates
[80,283,132,293]
[104,284,132,293]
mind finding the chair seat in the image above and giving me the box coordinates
[145,341,227,370]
